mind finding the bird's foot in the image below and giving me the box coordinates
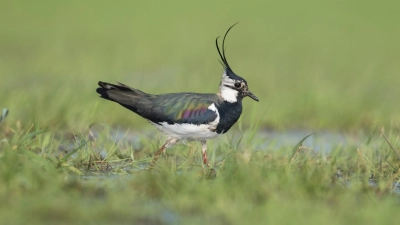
[202,151,210,167]
[149,138,178,168]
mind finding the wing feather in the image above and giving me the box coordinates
[143,93,220,125]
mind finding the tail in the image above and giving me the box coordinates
[97,81,155,118]
[97,81,128,100]
[96,81,151,105]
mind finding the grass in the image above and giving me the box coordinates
[1,119,400,224]
[1,0,400,224]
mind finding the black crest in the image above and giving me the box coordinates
[215,23,243,80]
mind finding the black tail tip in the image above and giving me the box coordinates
[96,87,108,98]
[96,81,110,98]
[98,81,107,88]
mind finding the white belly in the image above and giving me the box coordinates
[148,103,221,141]
[151,122,219,141]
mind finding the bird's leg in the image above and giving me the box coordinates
[151,137,178,165]
[201,141,210,167]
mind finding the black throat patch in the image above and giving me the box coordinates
[214,100,243,134]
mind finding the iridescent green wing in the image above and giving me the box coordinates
[140,93,221,125]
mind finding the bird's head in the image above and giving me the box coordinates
[216,23,259,103]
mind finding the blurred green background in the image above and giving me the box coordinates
[1,0,400,131]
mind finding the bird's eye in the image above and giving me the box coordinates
[234,82,241,88]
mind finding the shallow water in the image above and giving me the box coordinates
[258,130,367,152]
[66,126,400,194]
[59,128,370,158]
[88,125,371,152]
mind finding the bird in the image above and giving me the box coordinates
[96,23,259,167]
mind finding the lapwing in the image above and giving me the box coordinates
[96,24,259,167]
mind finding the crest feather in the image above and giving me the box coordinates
[215,22,239,72]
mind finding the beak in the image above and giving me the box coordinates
[246,91,259,102]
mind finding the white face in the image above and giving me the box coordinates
[218,72,243,103]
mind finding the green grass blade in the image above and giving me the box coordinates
[381,130,400,161]
[59,140,88,163]
[365,125,378,146]
[18,130,47,144]
[291,133,314,159]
